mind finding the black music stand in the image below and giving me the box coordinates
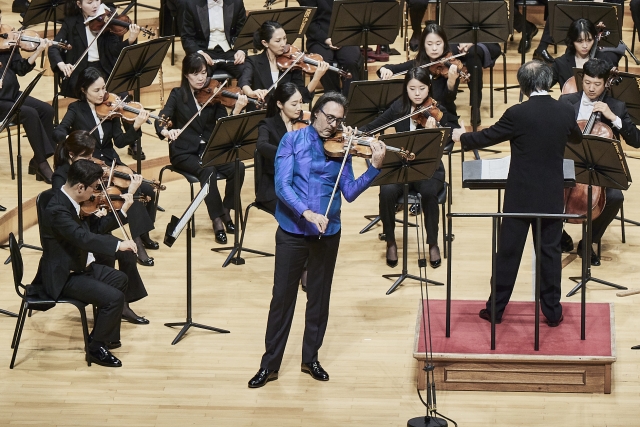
[164,175,230,345]
[0,71,45,265]
[549,1,621,49]
[233,7,316,51]
[564,134,630,298]
[21,0,67,67]
[105,37,173,173]
[201,110,270,267]
[327,0,400,75]
[373,128,451,295]
[345,79,404,128]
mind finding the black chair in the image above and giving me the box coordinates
[238,149,275,257]
[9,227,91,368]
[155,165,200,238]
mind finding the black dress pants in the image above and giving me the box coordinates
[171,154,245,220]
[0,96,55,163]
[451,43,502,106]
[203,46,245,79]
[487,216,563,322]
[61,263,128,347]
[306,42,361,96]
[260,227,341,371]
[591,187,624,244]
[94,251,148,303]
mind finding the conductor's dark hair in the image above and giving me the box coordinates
[253,20,284,51]
[266,83,301,118]
[181,53,207,88]
[310,92,347,124]
[67,159,104,188]
[76,67,105,100]
[517,60,553,96]
[416,21,451,66]
[401,67,432,114]
[54,130,97,170]
[565,19,597,55]
[583,58,612,80]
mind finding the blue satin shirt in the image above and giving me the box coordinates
[274,125,380,237]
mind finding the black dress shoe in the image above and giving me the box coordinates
[632,344,640,350]
[301,361,329,381]
[576,241,600,266]
[214,228,227,244]
[409,32,420,52]
[122,313,150,325]
[518,25,538,54]
[128,146,146,161]
[479,308,502,324]
[86,346,122,367]
[248,368,278,388]
[140,234,159,250]
[561,230,574,253]
[430,258,442,268]
[137,257,155,267]
[533,48,555,63]
[0,205,6,212]
[546,314,564,327]
[224,220,235,233]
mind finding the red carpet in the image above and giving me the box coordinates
[416,300,613,356]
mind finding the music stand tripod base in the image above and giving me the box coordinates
[407,416,448,427]
[165,321,229,346]
[384,272,444,295]
[566,275,627,297]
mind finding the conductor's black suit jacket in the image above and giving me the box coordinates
[181,0,247,55]
[461,95,583,213]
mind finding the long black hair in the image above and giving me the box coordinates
[75,66,105,100]
[253,20,284,51]
[415,21,451,66]
[181,53,208,90]
[401,67,432,114]
[54,130,97,169]
[265,83,301,118]
[565,18,597,56]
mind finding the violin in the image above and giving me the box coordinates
[277,44,352,79]
[411,97,444,128]
[86,9,155,38]
[193,78,264,109]
[323,130,415,160]
[80,185,150,218]
[292,111,311,130]
[0,26,72,52]
[95,92,172,128]
[91,158,166,191]
[429,53,471,83]
[562,22,608,95]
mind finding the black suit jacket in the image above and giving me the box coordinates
[0,51,35,102]
[256,114,288,203]
[53,101,141,164]
[181,0,247,55]
[559,91,640,148]
[33,189,124,300]
[238,51,313,103]
[461,95,583,213]
[298,0,333,45]
[49,13,129,97]
[155,86,228,161]
[551,49,621,89]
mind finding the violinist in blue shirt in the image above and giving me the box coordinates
[248,92,387,388]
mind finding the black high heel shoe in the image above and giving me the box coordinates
[140,233,159,250]
[214,228,227,244]
[35,169,52,184]
[28,159,36,175]
[225,220,235,233]
[386,243,398,268]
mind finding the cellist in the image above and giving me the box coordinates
[559,58,640,266]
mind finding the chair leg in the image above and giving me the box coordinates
[10,303,29,369]
[502,52,507,104]
[490,65,494,118]
[633,25,637,54]
[171,16,176,66]
[7,126,14,180]
[11,301,26,349]
[442,198,447,259]
[237,204,253,256]
[620,203,626,244]
[360,215,382,234]
[190,183,196,238]
[78,306,91,366]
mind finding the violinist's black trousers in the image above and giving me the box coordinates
[260,227,341,371]
[0,97,55,164]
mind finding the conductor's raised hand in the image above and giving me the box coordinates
[451,119,466,143]
[303,209,329,234]
[370,139,386,169]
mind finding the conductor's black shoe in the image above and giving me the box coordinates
[122,313,150,325]
[479,309,502,324]
[533,48,555,63]
[248,368,278,388]
[86,346,122,367]
[214,228,227,244]
[546,315,564,327]
[518,25,538,54]
[632,344,640,350]
[127,145,146,161]
[137,257,155,267]
[140,234,159,250]
[224,220,235,233]
[301,361,329,381]
[576,240,601,266]
[561,230,574,253]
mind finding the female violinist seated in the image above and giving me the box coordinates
[156,53,249,245]
[51,130,151,324]
[0,8,56,183]
[551,18,623,90]
[53,67,158,267]
[239,20,329,108]
[360,67,458,269]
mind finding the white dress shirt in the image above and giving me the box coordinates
[60,186,96,268]
[578,93,622,129]
[88,103,105,142]
[207,0,230,51]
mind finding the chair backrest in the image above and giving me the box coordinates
[8,233,26,299]
[36,189,55,223]
[253,149,264,199]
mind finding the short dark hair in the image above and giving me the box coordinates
[517,60,553,96]
[416,21,451,66]
[310,92,347,124]
[253,20,284,51]
[66,159,104,188]
[266,83,301,118]
[54,130,97,169]
[565,19,597,55]
[76,67,105,100]
[583,58,612,80]
[401,67,432,114]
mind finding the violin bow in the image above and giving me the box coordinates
[98,182,131,241]
[89,95,128,135]
[168,79,228,142]
[69,6,119,75]
[389,52,466,78]
[265,50,305,96]
[107,159,116,188]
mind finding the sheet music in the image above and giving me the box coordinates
[480,156,511,180]
[170,182,210,239]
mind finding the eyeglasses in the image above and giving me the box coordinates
[318,108,345,127]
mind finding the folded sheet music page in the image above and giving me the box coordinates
[480,156,511,180]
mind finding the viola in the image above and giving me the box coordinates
[277,44,352,79]
[86,9,155,38]
[429,53,471,83]
[193,78,264,109]
[411,97,444,128]
[80,185,150,218]
[323,130,415,160]
[91,158,166,191]
[0,26,72,52]
[292,111,311,130]
[95,92,172,128]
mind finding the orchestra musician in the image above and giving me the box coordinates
[559,58,640,266]
[0,8,56,183]
[360,67,456,269]
[452,61,582,326]
[239,20,329,106]
[33,159,135,367]
[181,0,247,78]
[155,53,248,245]
[53,67,158,267]
[248,92,386,388]
[52,130,150,325]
